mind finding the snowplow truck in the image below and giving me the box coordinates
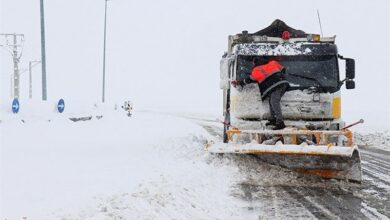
[207,19,362,182]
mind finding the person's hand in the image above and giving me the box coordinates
[231,80,243,87]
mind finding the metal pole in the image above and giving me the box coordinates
[13,34,20,98]
[316,9,324,37]
[1,33,24,98]
[27,60,41,99]
[102,0,108,103]
[40,0,47,100]
[10,74,13,99]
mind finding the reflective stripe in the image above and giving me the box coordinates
[261,80,289,99]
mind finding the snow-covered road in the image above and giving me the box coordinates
[192,115,390,220]
[1,111,389,219]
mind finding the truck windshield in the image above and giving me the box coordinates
[236,55,339,91]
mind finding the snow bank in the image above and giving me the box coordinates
[0,99,57,122]
[2,110,385,219]
[0,98,122,123]
[354,130,390,151]
[0,111,244,219]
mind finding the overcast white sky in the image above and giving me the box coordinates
[0,0,389,130]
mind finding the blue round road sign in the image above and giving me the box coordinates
[12,98,20,114]
[57,99,65,113]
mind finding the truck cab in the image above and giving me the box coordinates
[220,20,355,141]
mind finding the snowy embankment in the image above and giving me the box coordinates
[354,131,390,151]
[1,109,389,219]
[0,99,112,123]
[0,111,246,220]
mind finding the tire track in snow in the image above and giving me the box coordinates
[360,147,390,163]
[300,187,367,220]
[232,183,318,219]
[359,174,390,217]
[361,155,390,171]
[361,202,390,220]
[268,186,281,219]
[280,186,333,220]
[362,168,390,185]
[359,146,390,218]
[362,162,390,176]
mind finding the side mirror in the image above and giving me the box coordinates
[219,54,236,89]
[220,56,230,89]
[346,80,355,89]
[345,58,355,79]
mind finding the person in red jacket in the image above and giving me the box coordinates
[232,58,289,129]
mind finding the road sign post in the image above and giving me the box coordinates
[12,98,20,113]
[57,99,65,113]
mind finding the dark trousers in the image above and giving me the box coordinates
[268,84,288,124]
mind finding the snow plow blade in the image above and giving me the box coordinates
[206,129,362,182]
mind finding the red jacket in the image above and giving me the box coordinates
[251,61,284,83]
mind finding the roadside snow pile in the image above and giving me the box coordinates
[52,138,243,220]
[0,98,122,123]
[4,110,382,219]
[0,99,58,122]
[0,111,244,220]
[354,130,390,151]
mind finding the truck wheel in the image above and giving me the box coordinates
[223,124,228,143]
[223,113,230,143]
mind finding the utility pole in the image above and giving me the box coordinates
[0,33,24,99]
[40,0,48,101]
[28,60,41,99]
[102,0,110,103]
[10,75,13,98]
[12,34,20,98]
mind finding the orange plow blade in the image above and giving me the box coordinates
[206,128,362,182]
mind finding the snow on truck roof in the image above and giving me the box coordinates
[233,43,313,56]
[229,19,336,55]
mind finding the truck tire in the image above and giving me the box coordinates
[223,113,230,143]
[223,124,228,143]
[223,89,231,143]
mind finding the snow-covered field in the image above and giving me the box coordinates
[1,110,389,219]
[0,111,245,219]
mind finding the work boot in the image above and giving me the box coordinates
[273,121,286,130]
[265,119,276,126]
